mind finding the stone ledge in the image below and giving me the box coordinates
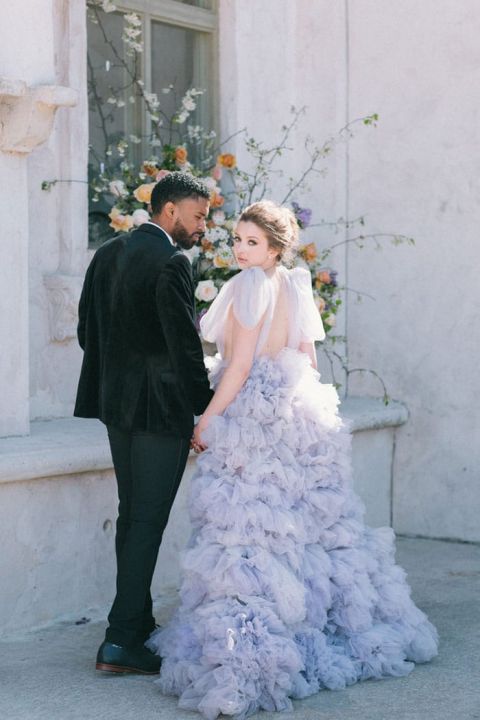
[340,396,409,432]
[0,397,408,485]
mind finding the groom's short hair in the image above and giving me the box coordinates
[151,172,210,215]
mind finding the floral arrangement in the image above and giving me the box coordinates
[83,0,413,397]
[91,138,342,331]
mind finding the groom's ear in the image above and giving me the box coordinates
[163,201,177,219]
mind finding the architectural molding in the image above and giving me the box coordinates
[0,77,77,154]
[43,273,84,343]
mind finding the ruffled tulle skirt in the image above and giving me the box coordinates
[147,348,438,719]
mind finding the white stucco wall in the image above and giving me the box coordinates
[1,0,478,545]
[344,0,480,541]
[220,0,480,542]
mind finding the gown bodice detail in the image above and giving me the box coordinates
[199,265,325,361]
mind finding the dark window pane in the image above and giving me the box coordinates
[151,21,195,121]
[175,0,212,8]
[88,10,133,167]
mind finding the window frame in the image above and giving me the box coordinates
[87,0,218,248]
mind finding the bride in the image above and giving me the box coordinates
[148,200,438,719]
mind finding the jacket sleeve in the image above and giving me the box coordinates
[77,254,97,351]
[156,252,213,415]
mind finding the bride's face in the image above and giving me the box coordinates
[233,221,278,270]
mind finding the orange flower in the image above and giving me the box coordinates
[201,238,215,253]
[133,183,154,204]
[210,190,225,208]
[175,146,188,165]
[109,207,134,232]
[300,242,317,263]
[142,161,158,177]
[217,153,236,169]
[318,270,332,284]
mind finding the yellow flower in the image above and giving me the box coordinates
[109,207,134,232]
[175,146,188,165]
[217,153,236,169]
[213,254,231,269]
[133,183,154,204]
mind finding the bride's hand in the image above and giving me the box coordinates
[192,417,209,453]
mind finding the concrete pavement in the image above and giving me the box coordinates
[1,537,479,720]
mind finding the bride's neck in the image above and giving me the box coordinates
[263,263,279,278]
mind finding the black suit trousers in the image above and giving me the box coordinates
[105,426,190,648]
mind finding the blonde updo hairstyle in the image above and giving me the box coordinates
[238,200,299,266]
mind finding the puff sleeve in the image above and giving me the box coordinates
[200,268,275,355]
[290,267,326,343]
[231,267,274,329]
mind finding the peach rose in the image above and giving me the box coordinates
[109,207,134,232]
[217,153,236,169]
[314,295,326,313]
[318,270,332,284]
[175,146,188,165]
[211,164,223,181]
[300,242,317,262]
[155,169,171,182]
[210,190,225,209]
[133,183,154,204]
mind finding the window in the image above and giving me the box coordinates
[87,0,217,246]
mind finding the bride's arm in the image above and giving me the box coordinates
[299,341,317,369]
[193,313,263,450]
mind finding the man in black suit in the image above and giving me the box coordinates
[74,172,213,674]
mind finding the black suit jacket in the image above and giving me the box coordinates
[74,223,213,438]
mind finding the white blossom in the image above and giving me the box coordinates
[205,226,229,244]
[124,12,142,25]
[183,245,201,264]
[132,208,150,226]
[211,210,226,226]
[101,0,116,12]
[202,176,217,191]
[109,179,128,197]
[195,280,218,303]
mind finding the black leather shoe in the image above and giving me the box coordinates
[96,640,161,674]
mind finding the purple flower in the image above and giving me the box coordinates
[292,201,312,229]
[195,307,208,332]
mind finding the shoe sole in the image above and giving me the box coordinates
[96,662,160,675]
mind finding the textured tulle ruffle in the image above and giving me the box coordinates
[147,349,438,720]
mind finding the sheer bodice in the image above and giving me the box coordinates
[199,265,325,361]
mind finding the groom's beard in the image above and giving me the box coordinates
[171,219,203,249]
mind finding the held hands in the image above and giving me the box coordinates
[191,416,209,454]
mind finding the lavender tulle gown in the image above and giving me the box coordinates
[147,266,438,719]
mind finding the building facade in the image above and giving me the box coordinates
[1,0,478,633]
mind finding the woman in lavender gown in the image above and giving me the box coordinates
[148,200,438,719]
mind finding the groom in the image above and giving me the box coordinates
[74,172,212,674]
